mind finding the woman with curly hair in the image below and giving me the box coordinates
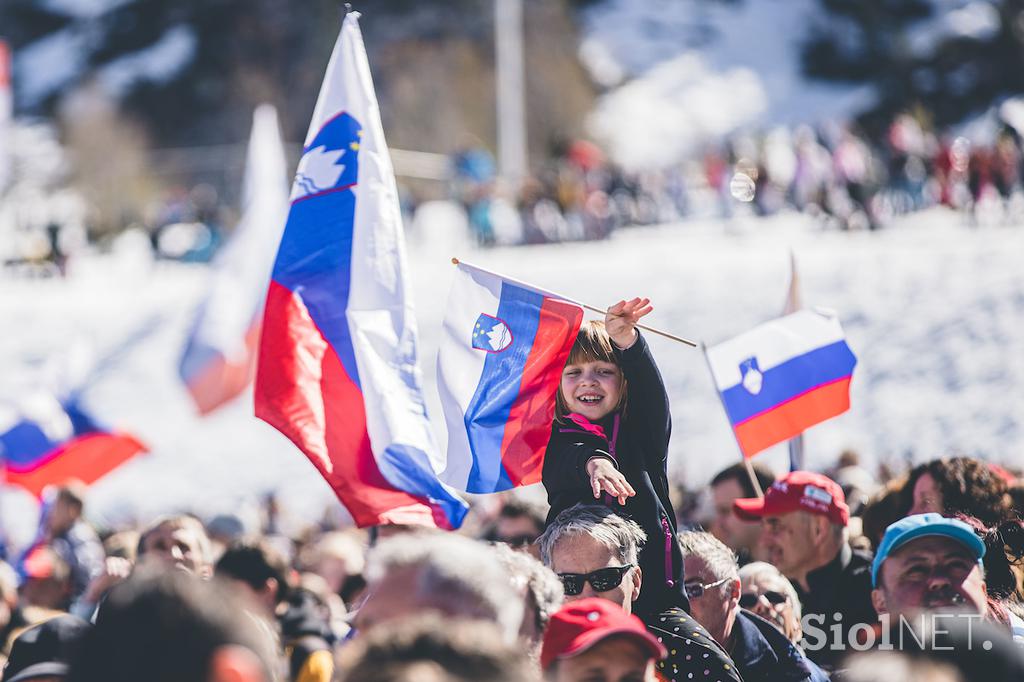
[904,456,1012,527]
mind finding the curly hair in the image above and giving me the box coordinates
[904,457,1011,527]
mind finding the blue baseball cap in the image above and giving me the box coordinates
[871,513,986,587]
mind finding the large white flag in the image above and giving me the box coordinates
[179,104,289,414]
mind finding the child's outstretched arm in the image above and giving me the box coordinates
[605,297,653,350]
[607,297,672,469]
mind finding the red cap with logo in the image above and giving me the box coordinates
[733,470,850,526]
[539,598,667,671]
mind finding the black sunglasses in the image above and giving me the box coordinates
[739,590,789,609]
[558,565,634,596]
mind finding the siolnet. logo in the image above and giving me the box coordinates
[472,314,513,353]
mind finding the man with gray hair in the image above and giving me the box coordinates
[678,530,828,682]
[538,504,741,682]
[353,531,524,643]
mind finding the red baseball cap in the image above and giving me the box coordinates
[540,598,667,671]
[733,470,850,526]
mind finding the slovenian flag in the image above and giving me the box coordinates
[437,261,583,493]
[0,395,146,498]
[255,12,468,529]
[706,310,857,458]
[179,104,289,414]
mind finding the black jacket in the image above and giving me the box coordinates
[542,332,688,616]
[794,544,877,671]
[731,610,830,682]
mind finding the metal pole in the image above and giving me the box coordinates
[494,0,528,189]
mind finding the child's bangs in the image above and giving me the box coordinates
[566,321,616,366]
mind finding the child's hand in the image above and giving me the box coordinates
[586,457,636,506]
[606,298,653,349]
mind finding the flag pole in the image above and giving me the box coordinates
[451,257,697,348]
[699,342,764,498]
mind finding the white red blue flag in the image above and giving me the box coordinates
[255,13,467,529]
[180,104,289,414]
[437,262,583,493]
[706,310,856,458]
[0,393,146,498]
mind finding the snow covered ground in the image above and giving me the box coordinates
[1,204,1023,545]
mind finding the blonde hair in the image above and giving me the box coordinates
[554,320,628,420]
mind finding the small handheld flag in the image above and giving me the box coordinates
[437,260,583,493]
[705,310,856,458]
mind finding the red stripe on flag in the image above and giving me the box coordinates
[6,432,147,498]
[187,319,262,415]
[498,298,583,486]
[734,377,852,458]
[255,281,451,529]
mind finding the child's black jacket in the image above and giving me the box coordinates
[542,332,689,616]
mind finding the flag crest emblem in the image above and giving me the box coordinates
[740,357,763,395]
[472,314,513,352]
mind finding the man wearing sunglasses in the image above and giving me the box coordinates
[538,504,742,682]
[678,531,828,682]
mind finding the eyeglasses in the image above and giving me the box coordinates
[558,565,634,596]
[739,590,789,609]
[494,534,536,548]
[683,576,731,599]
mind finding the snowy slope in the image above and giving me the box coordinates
[2,206,1022,541]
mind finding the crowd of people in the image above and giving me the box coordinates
[1,297,1023,681]
[1,452,1021,681]
[451,111,1024,246]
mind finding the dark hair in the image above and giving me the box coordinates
[903,457,1011,526]
[215,539,291,603]
[955,513,1024,601]
[68,568,276,682]
[710,462,776,499]
[860,476,909,551]
[554,321,628,420]
[336,614,532,682]
[498,498,547,528]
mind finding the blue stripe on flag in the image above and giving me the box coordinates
[463,283,543,493]
[720,341,856,425]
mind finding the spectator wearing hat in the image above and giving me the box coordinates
[733,470,876,669]
[538,504,741,682]
[677,531,828,682]
[708,462,775,565]
[540,598,666,682]
[870,513,988,629]
[1,614,90,682]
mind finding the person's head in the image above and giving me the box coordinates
[2,614,90,682]
[734,471,849,581]
[214,539,291,617]
[137,515,212,578]
[871,513,988,623]
[67,568,276,682]
[493,544,564,657]
[904,457,1010,526]
[861,475,909,550]
[488,498,547,551]
[102,531,139,562]
[356,532,523,643]
[708,462,775,556]
[556,321,627,422]
[677,531,740,648]
[538,505,645,614]
[736,561,803,644]
[300,530,366,601]
[44,485,86,537]
[335,613,535,682]
[540,598,664,682]
[18,547,72,611]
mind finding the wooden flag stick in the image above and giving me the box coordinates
[451,257,697,348]
[744,458,766,498]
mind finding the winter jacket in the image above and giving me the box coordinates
[542,331,688,616]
